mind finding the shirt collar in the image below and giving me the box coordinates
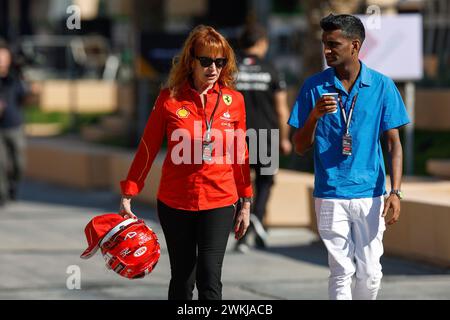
[182,80,221,95]
[208,81,221,94]
[323,60,372,90]
[359,61,372,87]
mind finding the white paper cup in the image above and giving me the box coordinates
[321,92,339,114]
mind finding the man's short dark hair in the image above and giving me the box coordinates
[320,14,365,43]
[239,24,268,50]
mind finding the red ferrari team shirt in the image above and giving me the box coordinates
[120,82,253,211]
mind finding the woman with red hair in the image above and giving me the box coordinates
[119,25,253,300]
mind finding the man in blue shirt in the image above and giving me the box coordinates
[288,14,409,300]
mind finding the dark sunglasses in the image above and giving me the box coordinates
[195,56,227,68]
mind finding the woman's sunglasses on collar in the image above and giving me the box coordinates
[195,56,228,68]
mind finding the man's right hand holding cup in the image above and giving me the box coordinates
[313,93,338,119]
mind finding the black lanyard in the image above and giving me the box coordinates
[338,94,358,135]
[204,90,222,141]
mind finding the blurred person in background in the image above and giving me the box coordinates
[0,39,28,207]
[289,14,409,300]
[235,24,292,253]
[119,25,253,300]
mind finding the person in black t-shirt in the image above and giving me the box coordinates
[0,39,28,206]
[235,24,292,252]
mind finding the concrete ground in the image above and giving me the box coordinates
[0,179,449,300]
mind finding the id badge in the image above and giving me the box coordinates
[202,142,213,162]
[342,133,352,156]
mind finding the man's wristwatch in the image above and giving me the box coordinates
[390,189,403,200]
[242,197,253,205]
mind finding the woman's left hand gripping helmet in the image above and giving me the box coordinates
[80,213,161,279]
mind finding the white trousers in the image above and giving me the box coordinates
[315,196,386,300]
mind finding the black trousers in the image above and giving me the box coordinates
[0,127,26,203]
[246,135,275,225]
[237,163,274,246]
[157,200,236,300]
[252,163,275,223]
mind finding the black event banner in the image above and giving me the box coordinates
[1,300,445,319]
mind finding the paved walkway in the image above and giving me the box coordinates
[0,180,449,300]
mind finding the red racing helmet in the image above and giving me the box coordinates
[81,213,160,279]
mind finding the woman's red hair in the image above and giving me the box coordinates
[167,25,237,97]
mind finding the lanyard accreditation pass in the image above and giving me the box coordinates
[203,90,222,161]
[339,93,358,156]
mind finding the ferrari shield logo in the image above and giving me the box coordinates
[223,94,232,106]
[176,107,190,119]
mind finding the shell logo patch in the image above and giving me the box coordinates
[223,94,232,106]
[134,246,147,257]
[176,107,190,119]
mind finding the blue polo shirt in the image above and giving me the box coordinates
[288,62,410,199]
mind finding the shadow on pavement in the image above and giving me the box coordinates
[264,241,450,276]
[17,179,159,222]
[17,179,450,277]
[267,241,328,267]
